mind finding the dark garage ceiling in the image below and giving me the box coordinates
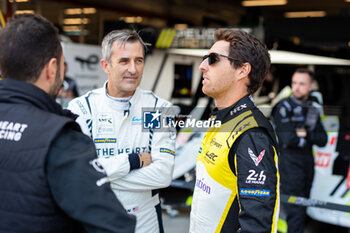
[6,0,350,55]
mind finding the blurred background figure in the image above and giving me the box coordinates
[271,68,327,233]
[57,62,79,107]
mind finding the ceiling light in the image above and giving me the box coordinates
[84,8,96,14]
[15,10,35,14]
[242,0,287,7]
[284,11,326,18]
[291,37,301,45]
[64,8,96,15]
[63,18,90,25]
[175,24,188,29]
[119,16,143,23]
[9,0,29,2]
[63,26,81,32]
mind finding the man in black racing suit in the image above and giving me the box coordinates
[271,68,327,233]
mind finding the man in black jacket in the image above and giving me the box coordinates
[0,14,136,233]
[271,68,327,233]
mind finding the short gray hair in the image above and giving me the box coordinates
[101,29,148,62]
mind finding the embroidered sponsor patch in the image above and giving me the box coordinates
[196,178,211,194]
[240,188,270,197]
[230,104,247,115]
[131,116,142,125]
[205,151,218,163]
[246,170,266,185]
[94,138,117,143]
[160,148,175,156]
[97,113,114,134]
[210,138,222,148]
[248,148,265,166]
[126,206,139,213]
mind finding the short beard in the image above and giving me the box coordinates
[48,63,62,99]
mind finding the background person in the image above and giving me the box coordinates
[271,67,327,233]
[68,29,175,233]
[62,62,80,98]
[190,29,280,233]
[57,62,80,108]
[0,14,136,233]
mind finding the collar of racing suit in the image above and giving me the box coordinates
[210,94,256,124]
[103,81,142,115]
[290,94,313,107]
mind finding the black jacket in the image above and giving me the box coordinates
[0,78,136,233]
[271,95,327,154]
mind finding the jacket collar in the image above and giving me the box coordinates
[290,94,311,107]
[210,95,255,124]
[103,81,141,106]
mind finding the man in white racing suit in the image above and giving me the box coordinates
[68,30,175,233]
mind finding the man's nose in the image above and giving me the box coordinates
[199,59,207,72]
[128,61,136,74]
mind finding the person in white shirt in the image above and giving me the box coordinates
[68,30,176,233]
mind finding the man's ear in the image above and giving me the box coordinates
[237,62,251,80]
[101,59,110,75]
[33,58,57,93]
[46,58,58,83]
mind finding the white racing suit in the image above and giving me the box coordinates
[68,84,175,233]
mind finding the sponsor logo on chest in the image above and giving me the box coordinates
[97,113,114,134]
[204,151,218,164]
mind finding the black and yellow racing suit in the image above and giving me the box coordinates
[190,95,280,233]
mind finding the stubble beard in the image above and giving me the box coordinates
[49,65,62,99]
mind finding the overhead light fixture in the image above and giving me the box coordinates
[284,11,326,18]
[242,0,287,7]
[119,16,143,23]
[345,0,350,2]
[9,0,30,3]
[15,10,34,14]
[174,24,188,29]
[291,36,301,45]
[63,18,90,25]
[63,26,81,32]
[64,8,96,15]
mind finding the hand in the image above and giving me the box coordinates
[139,152,152,167]
[296,128,307,138]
